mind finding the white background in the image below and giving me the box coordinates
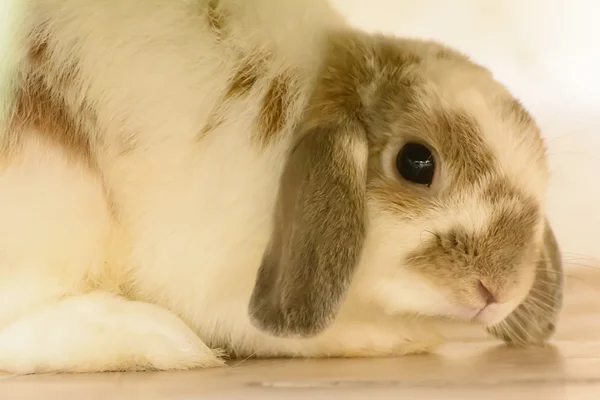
[332,0,600,263]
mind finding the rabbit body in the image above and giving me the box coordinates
[0,0,562,373]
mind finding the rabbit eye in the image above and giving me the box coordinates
[396,142,435,186]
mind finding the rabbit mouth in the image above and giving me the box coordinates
[436,287,530,327]
[470,301,520,326]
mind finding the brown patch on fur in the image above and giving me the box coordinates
[367,176,436,218]
[198,53,266,141]
[256,75,291,145]
[307,33,423,128]
[28,38,48,65]
[226,59,260,98]
[483,199,540,261]
[10,75,95,166]
[482,180,545,258]
[115,131,138,157]
[206,0,226,38]
[26,32,51,68]
[27,34,82,97]
[429,110,495,187]
[3,34,98,169]
[199,112,225,138]
[483,179,523,204]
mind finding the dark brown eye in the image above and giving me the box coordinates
[396,142,435,186]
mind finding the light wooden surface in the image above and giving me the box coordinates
[1,264,598,399]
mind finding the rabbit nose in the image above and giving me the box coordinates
[477,280,497,305]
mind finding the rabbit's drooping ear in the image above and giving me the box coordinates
[488,220,563,345]
[248,122,368,338]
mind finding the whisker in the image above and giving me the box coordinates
[528,286,558,300]
[229,351,257,368]
[524,294,555,316]
[506,320,530,345]
[544,130,596,142]
[562,262,600,271]
[530,276,565,289]
[520,293,554,315]
[421,230,440,241]
[532,266,562,276]
[506,311,536,344]
[535,272,599,290]
[525,289,554,307]
[500,323,524,344]
[518,307,547,338]
[528,288,562,306]
[561,252,599,259]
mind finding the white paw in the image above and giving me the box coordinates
[0,293,225,374]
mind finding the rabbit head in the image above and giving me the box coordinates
[248,30,562,345]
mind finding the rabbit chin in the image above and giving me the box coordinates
[351,267,532,329]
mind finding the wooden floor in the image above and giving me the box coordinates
[1,263,598,399]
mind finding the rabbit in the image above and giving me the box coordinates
[0,0,563,374]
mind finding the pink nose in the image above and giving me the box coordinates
[477,280,497,305]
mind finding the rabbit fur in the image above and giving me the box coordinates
[0,0,563,373]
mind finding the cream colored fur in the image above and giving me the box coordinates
[0,0,548,373]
